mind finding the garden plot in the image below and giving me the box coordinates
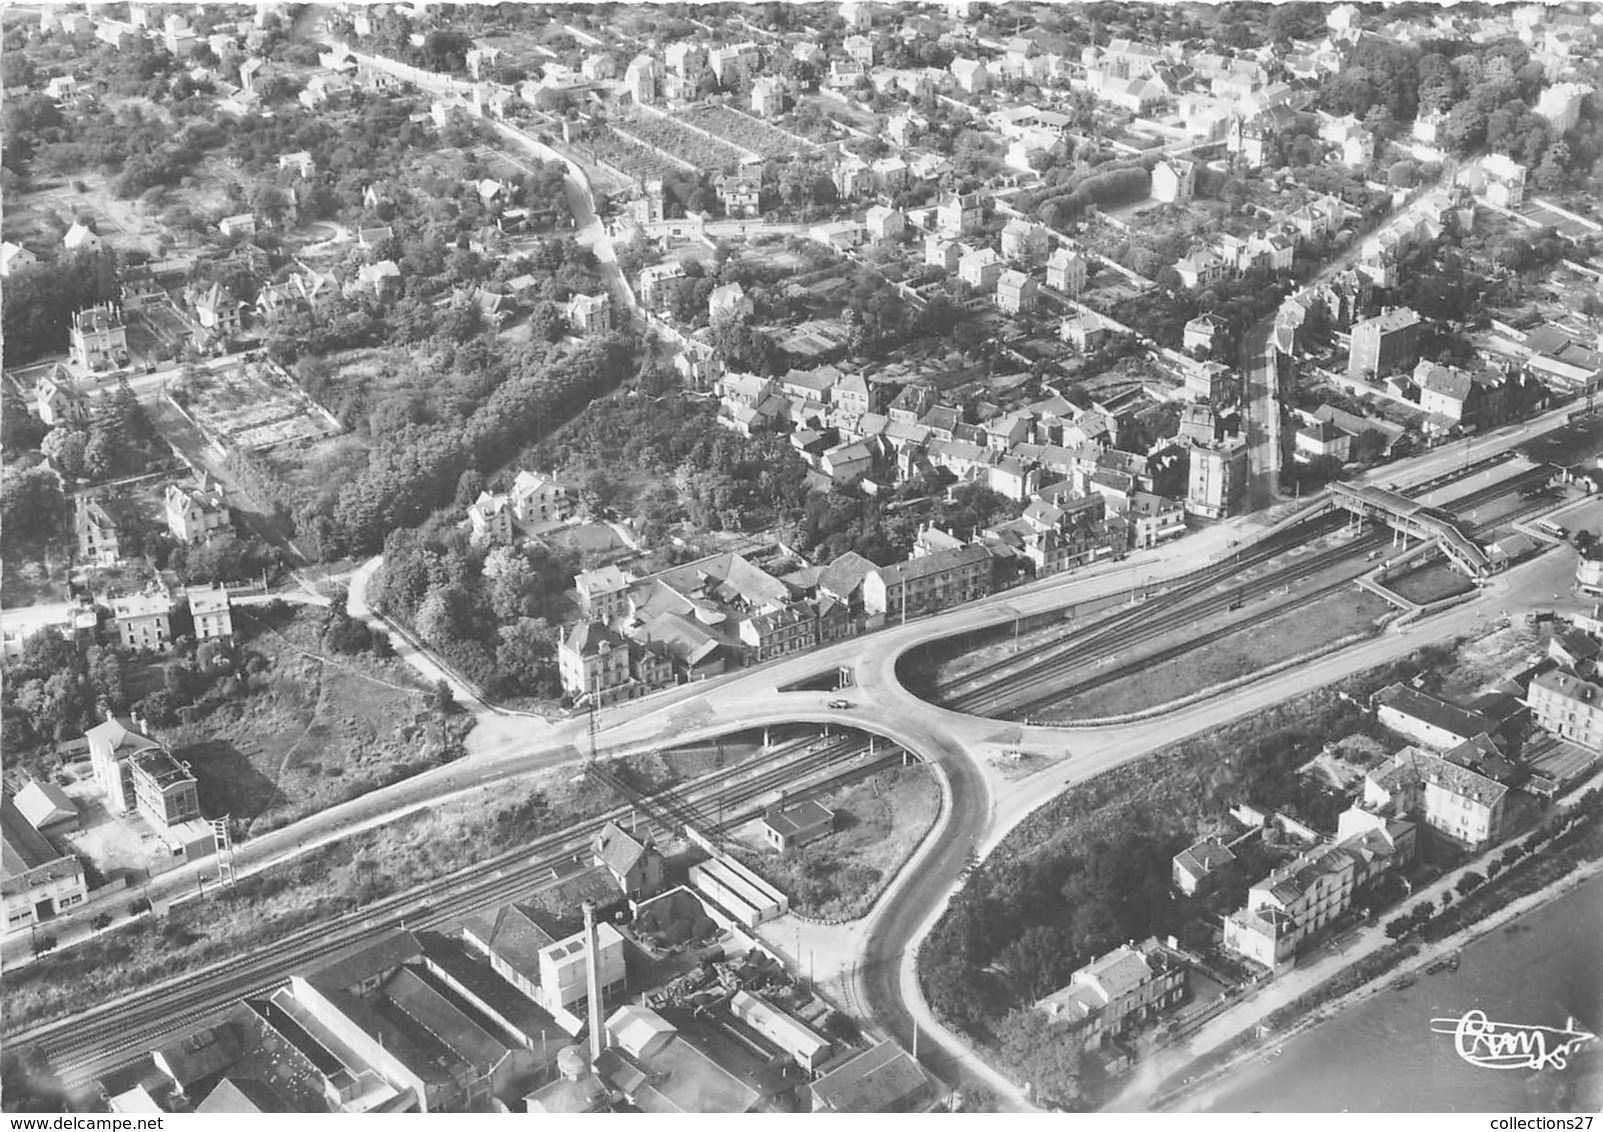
[619,112,750,173]
[680,104,817,159]
[173,360,341,451]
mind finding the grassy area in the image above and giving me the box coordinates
[730,764,940,921]
[1046,586,1395,721]
[1380,561,1476,605]
[155,606,455,838]
[0,535,71,608]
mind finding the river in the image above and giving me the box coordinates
[1199,871,1603,1113]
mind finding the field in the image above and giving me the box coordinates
[729,763,940,921]
[680,104,816,160]
[154,606,453,837]
[172,360,341,452]
[1045,584,1397,722]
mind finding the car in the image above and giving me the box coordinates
[827,698,852,709]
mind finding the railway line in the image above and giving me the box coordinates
[925,461,1553,720]
[13,729,908,1088]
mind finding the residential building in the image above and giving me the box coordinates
[1186,437,1248,519]
[760,799,835,852]
[709,281,753,322]
[949,57,988,94]
[936,191,985,238]
[558,621,635,706]
[750,74,784,117]
[86,714,163,817]
[863,544,993,621]
[958,247,1003,292]
[165,480,232,546]
[995,269,1036,314]
[575,565,636,624]
[186,584,234,642]
[68,303,128,371]
[1045,247,1088,295]
[1152,157,1196,204]
[1223,819,1409,970]
[218,213,257,238]
[467,491,513,543]
[113,589,174,652]
[718,174,761,219]
[924,235,961,271]
[1348,307,1423,380]
[76,497,123,566]
[36,367,91,426]
[1172,836,1236,896]
[1128,491,1186,550]
[1364,746,1508,848]
[1035,938,1189,1052]
[188,282,244,336]
[864,204,904,243]
[509,470,574,527]
[1374,683,1491,751]
[738,601,818,661]
[1,241,39,276]
[63,222,104,254]
[592,821,664,898]
[1060,312,1109,352]
[3,795,87,938]
[130,747,203,830]
[564,292,611,335]
[1295,419,1352,464]
[1528,669,1603,752]
[1184,360,1234,403]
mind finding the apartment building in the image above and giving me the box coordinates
[863,544,993,621]
[1364,746,1508,848]
[1527,669,1603,752]
[1348,307,1423,380]
[1034,938,1189,1052]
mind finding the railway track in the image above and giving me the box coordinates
[928,462,1553,720]
[15,730,908,1086]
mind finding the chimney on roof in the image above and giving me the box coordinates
[583,898,607,1064]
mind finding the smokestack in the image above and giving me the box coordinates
[583,899,606,1063]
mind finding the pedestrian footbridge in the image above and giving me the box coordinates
[1329,482,1494,577]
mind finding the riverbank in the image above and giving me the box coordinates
[1159,852,1603,1112]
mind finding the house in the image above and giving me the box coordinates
[1348,308,1422,380]
[1059,312,1109,353]
[863,544,993,621]
[113,589,175,653]
[1035,938,1189,1052]
[864,205,904,243]
[186,584,234,642]
[924,235,961,272]
[1184,313,1227,355]
[625,54,660,105]
[1364,746,1508,848]
[592,821,664,898]
[995,269,1036,315]
[709,282,753,322]
[165,480,232,546]
[750,75,784,118]
[0,241,38,276]
[63,223,104,254]
[1224,817,1410,970]
[355,260,401,298]
[1046,247,1088,295]
[510,470,574,527]
[1173,247,1228,291]
[843,33,875,67]
[68,303,128,371]
[1172,837,1236,896]
[76,497,123,566]
[821,440,874,485]
[217,213,257,238]
[1151,158,1196,204]
[188,283,244,337]
[559,620,637,705]
[949,57,988,93]
[718,175,761,219]
[957,247,1003,292]
[1528,669,1603,752]
[1128,491,1186,549]
[37,367,91,426]
[564,293,611,336]
[1374,683,1491,751]
[467,491,514,543]
[3,795,87,938]
[936,191,985,238]
[1294,419,1352,464]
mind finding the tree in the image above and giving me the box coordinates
[1456,870,1485,897]
[495,616,558,693]
[454,467,486,509]
[0,464,66,541]
[40,427,89,478]
[431,678,455,714]
[483,546,543,621]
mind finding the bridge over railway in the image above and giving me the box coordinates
[1327,481,1495,577]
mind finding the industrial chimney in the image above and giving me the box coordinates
[583,899,607,1063]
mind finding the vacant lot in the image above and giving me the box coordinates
[156,606,449,837]
[1381,561,1476,605]
[730,763,940,921]
[1049,584,1396,721]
